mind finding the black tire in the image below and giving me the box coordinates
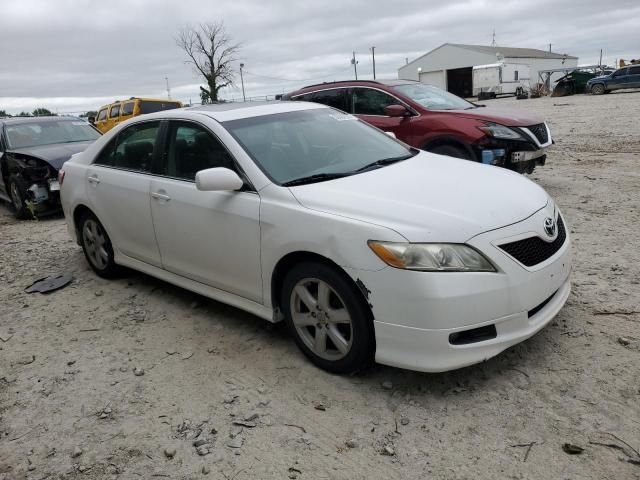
[78,211,120,278]
[281,262,375,374]
[591,84,605,95]
[8,174,32,219]
[428,144,472,160]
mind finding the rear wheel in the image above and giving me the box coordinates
[79,212,120,278]
[428,144,472,160]
[591,84,605,95]
[8,175,31,219]
[281,262,374,374]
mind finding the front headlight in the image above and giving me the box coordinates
[368,241,496,272]
[478,123,524,140]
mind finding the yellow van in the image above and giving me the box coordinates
[93,97,183,134]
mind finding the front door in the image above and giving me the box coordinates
[350,87,418,145]
[609,68,629,90]
[627,65,640,88]
[149,120,262,302]
[86,120,162,266]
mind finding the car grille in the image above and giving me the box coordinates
[527,123,549,144]
[498,215,566,267]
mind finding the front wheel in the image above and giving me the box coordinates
[79,212,120,278]
[591,84,605,95]
[8,175,32,219]
[281,262,375,374]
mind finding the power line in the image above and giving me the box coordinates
[242,66,353,83]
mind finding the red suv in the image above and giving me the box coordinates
[283,80,552,174]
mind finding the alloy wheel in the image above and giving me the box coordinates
[290,277,353,361]
[82,219,109,270]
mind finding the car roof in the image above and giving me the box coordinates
[137,101,328,122]
[288,79,419,96]
[0,116,83,126]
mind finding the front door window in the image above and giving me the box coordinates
[351,88,401,116]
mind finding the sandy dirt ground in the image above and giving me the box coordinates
[1,91,639,480]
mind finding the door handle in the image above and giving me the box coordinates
[151,192,171,201]
[88,175,100,184]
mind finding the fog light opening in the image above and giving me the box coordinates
[449,324,497,345]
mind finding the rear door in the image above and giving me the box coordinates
[85,120,162,266]
[627,65,640,88]
[149,120,262,302]
[609,68,629,90]
[350,87,417,142]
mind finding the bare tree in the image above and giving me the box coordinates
[176,22,241,103]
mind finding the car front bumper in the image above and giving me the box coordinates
[345,207,571,372]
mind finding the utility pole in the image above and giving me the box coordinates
[491,29,496,47]
[548,43,552,53]
[370,46,376,79]
[351,51,358,80]
[165,77,171,99]
[599,49,603,70]
[239,63,246,102]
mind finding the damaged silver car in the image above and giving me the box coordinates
[0,116,101,218]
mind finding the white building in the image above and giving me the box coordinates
[398,43,578,97]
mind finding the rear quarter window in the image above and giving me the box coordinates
[97,109,107,121]
[139,101,181,114]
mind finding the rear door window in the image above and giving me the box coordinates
[94,121,160,172]
[352,88,401,116]
[109,104,121,118]
[628,66,640,75]
[308,89,348,112]
[121,102,135,116]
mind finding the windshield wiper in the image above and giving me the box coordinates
[282,172,350,187]
[353,153,415,173]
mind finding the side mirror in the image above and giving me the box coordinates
[195,167,244,192]
[384,104,409,117]
[88,116,95,124]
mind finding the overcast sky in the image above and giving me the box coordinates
[1,0,637,114]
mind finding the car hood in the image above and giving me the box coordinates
[7,141,93,170]
[441,107,545,127]
[288,152,549,242]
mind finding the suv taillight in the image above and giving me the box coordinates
[58,170,65,185]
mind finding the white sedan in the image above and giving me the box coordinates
[60,102,571,374]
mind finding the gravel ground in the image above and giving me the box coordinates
[1,91,639,480]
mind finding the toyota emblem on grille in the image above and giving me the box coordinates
[544,217,556,237]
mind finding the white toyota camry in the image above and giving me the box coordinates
[60,101,571,374]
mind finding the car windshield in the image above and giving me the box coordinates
[223,108,417,185]
[393,83,476,110]
[5,120,100,149]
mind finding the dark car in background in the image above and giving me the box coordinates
[0,116,101,218]
[284,80,552,174]
[587,65,640,94]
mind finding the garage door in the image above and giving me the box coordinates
[419,70,446,90]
